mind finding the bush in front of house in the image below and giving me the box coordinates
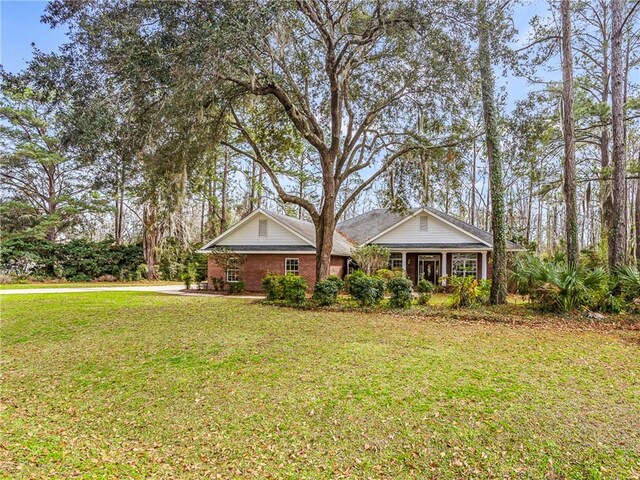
[313,275,344,306]
[282,274,307,305]
[387,275,413,309]
[348,270,385,307]
[262,273,285,300]
[448,275,480,308]
[228,280,246,294]
[374,268,396,281]
[416,279,434,305]
[313,278,340,306]
[182,272,193,289]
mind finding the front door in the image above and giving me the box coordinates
[417,255,440,284]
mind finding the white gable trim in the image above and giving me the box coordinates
[362,207,492,247]
[196,208,315,253]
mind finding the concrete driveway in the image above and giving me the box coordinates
[0,284,185,295]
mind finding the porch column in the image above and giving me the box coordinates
[401,251,407,272]
[481,251,488,279]
[441,251,447,285]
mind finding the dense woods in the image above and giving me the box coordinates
[1,0,639,297]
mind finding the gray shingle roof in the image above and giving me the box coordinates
[266,211,354,256]
[337,207,524,250]
[199,244,316,252]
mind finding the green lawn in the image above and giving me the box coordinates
[2,292,639,479]
[0,281,181,290]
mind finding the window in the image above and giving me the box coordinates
[419,215,428,231]
[452,253,477,278]
[226,258,240,282]
[389,253,403,270]
[258,219,268,237]
[285,258,299,275]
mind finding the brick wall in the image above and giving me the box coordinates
[208,254,347,292]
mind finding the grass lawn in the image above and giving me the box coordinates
[0,281,181,290]
[2,292,639,479]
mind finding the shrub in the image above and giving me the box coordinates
[477,279,492,304]
[210,276,225,292]
[387,276,413,309]
[449,276,480,308]
[416,279,434,305]
[313,278,341,306]
[182,272,194,289]
[349,271,386,307]
[326,275,344,292]
[512,258,608,312]
[615,265,640,302]
[0,274,13,284]
[282,274,307,305]
[375,269,396,281]
[135,263,149,281]
[262,273,285,300]
[228,280,246,294]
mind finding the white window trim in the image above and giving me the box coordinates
[452,253,478,278]
[226,258,240,282]
[285,257,300,275]
[389,253,403,270]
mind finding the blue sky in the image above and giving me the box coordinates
[1,0,66,73]
[1,0,549,108]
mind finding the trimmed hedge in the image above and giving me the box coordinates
[313,275,344,306]
[387,276,413,309]
[347,270,385,307]
[0,238,144,282]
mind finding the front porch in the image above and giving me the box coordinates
[389,250,490,285]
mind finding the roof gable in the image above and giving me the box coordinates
[337,207,523,250]
[198,209,354,256]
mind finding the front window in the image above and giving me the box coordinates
[226,258,240,282]
[389,253,403,270]
[285,258,299,275]
[452,253,477,278]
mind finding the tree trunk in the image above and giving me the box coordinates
[477,0,507,304]
[561,0,579,268]
[610,0,627,268]
[142,204,159,280]
[636,177,640,267]
[471,138,477,226]
[220,147,229,233]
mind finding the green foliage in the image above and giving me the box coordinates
[313,278,341,306]
[281,274,307,306]
[375,269,397,281]
[387,276,413,309]
[134,263,149,281]
[614,265,640,302]
[348,270,386,307]
[0,238,143,281]
[228,280,246,294]
[416,279,435,305]
[210,277,225,292]
[350,245,391,275]
[181,272,193,289]
[262,273,285,301]
[477,279,492,304]
[511,256,608,312]
[448,276,481,308]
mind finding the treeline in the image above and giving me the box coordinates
[0,1,638,293]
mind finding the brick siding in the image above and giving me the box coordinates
[208,254,347,292]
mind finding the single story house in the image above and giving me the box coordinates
[198,207,524,291]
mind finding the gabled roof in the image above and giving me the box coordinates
[197,208,354,256]
[337,207,524,251]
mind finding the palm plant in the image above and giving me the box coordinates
[614,265,640,301]
[510,255,608,312]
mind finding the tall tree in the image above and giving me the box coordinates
[610,0,628,267]
[560,0,579,267]
[477,0,508,304]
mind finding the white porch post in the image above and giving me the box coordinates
[441,251,447,285]
[481,251,488,280]
[401,251,407,272]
